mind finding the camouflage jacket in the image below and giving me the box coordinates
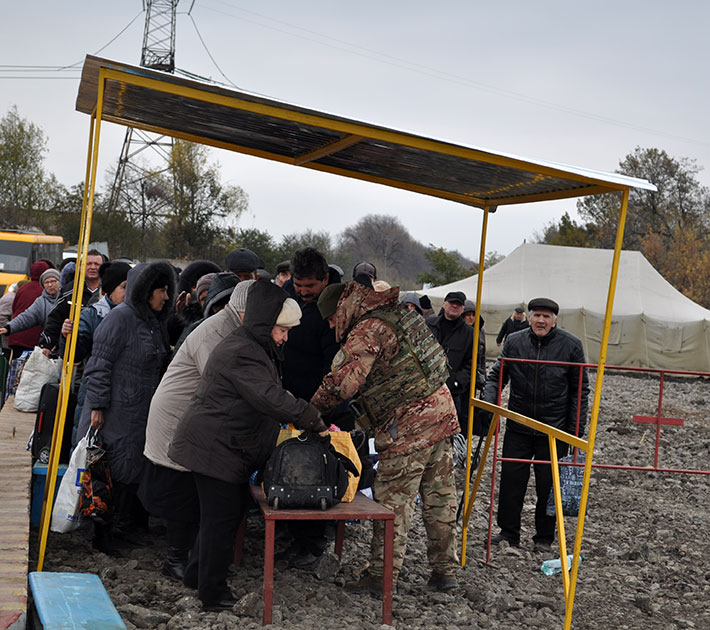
[311,282,459,458]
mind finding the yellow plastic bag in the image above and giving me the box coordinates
[276,429,362,502]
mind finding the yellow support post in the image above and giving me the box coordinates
[548,435,571,601]
[36,71,106,571]
[461,205,490,566]
[563,189,630,629]
[462,411,498,528]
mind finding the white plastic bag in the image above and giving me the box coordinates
[13,347,59,412]
[50,433,89,533]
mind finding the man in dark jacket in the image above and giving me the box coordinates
[168,279,326,611]
[482,297,589,552]
[282,247,340,402]
[496,307,529,346]
[39,249,103,354]
[428,291,475,433]
[280,246,341,566]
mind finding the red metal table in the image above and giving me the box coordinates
[244,486,395,625]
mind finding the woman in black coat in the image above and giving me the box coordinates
[169,279,327,611]
[79,261,176,554]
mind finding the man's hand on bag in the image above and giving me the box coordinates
[90,409,105,430]
[41,348,51,358]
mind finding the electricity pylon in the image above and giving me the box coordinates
[106,1,180,247]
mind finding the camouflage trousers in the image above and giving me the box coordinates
[369,438,459,580]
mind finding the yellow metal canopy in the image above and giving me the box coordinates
[75,55,654,208]
[35,55,656,630]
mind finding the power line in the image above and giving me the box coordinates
[186,13,240,89]
[58,10,145,69]
[196,0,709,149]
[0,10,143,80]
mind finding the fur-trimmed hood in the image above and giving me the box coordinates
[176,259,221,295]
[126,261,177,322]
[333,280,399,342]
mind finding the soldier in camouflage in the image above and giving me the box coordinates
[311,280,461,593]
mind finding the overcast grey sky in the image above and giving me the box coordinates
[1,1,708,261]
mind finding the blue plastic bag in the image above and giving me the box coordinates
[546,451,584,517]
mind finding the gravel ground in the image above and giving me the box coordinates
[31,371,710,629]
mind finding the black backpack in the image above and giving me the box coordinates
[263,433,359,510]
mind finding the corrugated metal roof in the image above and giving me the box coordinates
[76,56,656,207]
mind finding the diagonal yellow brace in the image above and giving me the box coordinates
[548,435,571,601]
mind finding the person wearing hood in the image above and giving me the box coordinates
[3,260,51,354]
[141,279,254,583]
[401,292,422,315]
[169,279,327,611]
[311,281,460,594]
[462,299,487,393]
[78,261,176,555]
[1,267,59,350]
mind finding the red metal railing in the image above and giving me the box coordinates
[478,357,710,564]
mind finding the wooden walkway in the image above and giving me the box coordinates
[0,398,36,629]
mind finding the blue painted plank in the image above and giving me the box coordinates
[29,572,126,630]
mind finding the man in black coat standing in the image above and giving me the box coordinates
[496,306,529,346]
[428,291,474,433]
[482,297,589,552]
[281,247,341,566]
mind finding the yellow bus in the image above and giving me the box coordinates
[0,230,64,296]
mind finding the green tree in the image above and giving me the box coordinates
[537,212,594,247]
[0,106,57,228]
[277,230,334,264]
[417,245,472,286]
[538,147,710,307]
[576,147,710,249]
[160,141,249,259]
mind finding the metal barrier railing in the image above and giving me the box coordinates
[475,357,710,567]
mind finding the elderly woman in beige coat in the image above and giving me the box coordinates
[139,279,255,581]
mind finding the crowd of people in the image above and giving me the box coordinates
[0,244,588,612]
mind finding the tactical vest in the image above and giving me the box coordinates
[354,304,449,428]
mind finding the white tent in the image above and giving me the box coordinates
[424,243,710,371]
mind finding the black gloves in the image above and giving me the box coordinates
[297,404,328,433]
[473,408,494,437]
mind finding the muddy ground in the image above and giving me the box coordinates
[30,371,710,629]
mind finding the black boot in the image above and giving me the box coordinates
[163,520,198,582]
[92,521,122,557]
[162,545,189,581]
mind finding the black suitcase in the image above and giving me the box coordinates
[31,383,77,464]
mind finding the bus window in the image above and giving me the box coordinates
[0,241,32,274]
[32,242,63,267]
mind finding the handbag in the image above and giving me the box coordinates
[50,430,89,533]
[546,450,585,517]
[79,429,114,523]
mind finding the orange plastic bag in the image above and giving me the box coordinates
[276,429,362,502]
